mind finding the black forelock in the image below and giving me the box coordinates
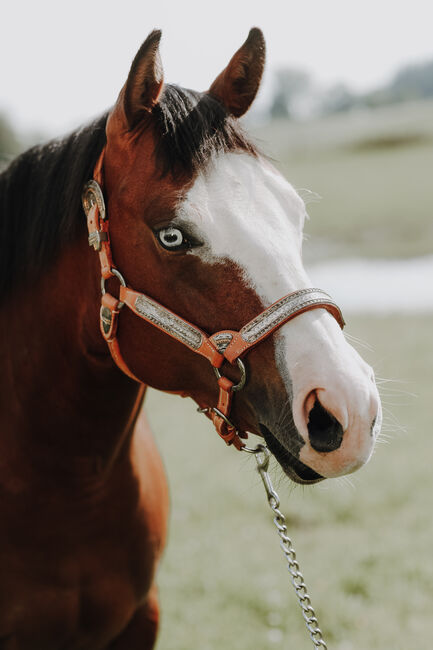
[151,84,257,177]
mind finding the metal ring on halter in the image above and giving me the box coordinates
[213,358,246,392]
[242,443,268,455]
[210,407,239,433]
[242,444,271,471]
[100,268,127,309]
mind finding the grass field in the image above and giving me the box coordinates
[252,100,433,261]
[146,314,432,649]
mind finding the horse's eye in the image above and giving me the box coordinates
[157,227,187,251]
[155,225,202,252]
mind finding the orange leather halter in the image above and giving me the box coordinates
[83,149,345,450]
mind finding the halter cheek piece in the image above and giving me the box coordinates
[83,149,345,451]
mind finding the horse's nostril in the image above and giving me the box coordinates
[307,399,344,453]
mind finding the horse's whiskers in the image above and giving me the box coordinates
[335,475,356,490]
[276,397,294,431]
[343,331,374,352]
[380,409,407,436]
[375,437,391,445]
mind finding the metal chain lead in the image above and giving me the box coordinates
[243,444,328,649]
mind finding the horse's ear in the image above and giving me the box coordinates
[122,30,164,129]
[209,28,265,117]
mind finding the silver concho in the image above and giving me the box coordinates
[82,180,106,221]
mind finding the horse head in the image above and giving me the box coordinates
[96,29,381,484]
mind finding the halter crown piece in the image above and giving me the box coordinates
[83,149,345,451]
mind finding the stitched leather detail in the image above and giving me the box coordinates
[107,339,141,382]
[134,294,204,350]
[240,289,343,343]
[223,290,344,363]
[197,339,224,368]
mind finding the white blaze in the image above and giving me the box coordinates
[178,151,309,302]
[176,151,381,479]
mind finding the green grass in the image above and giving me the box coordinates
[146,314,433,649]
[251,100,433,261]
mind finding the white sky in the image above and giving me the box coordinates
[2,0,433,136]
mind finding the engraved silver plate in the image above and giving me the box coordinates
[211,332,233,353]
[135,295,203,350]
[240,289,337,343]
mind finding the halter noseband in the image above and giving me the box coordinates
[83,149,345,450]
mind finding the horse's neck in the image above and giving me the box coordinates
[0,233,143,477]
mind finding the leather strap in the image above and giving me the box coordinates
[209,377,246,450]
[210,289,344,363]
[99,293,141,382]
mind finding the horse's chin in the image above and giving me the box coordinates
[259,424,325,485]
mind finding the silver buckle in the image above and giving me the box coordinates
[197,406,239,436]
[88,230,108,251]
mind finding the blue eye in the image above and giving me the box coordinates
[155,224,202,252]
[158,227,184,249]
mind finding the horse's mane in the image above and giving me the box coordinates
[0,84,256,304]
[0,114,108,303]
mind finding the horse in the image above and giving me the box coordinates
[0,28,382,649]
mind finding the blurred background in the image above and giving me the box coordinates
[2,1,432,648]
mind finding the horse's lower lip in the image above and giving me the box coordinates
[259,424,324,485]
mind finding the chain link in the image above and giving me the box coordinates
[243,444,328,649]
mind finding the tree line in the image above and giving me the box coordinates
[269,58,433,120]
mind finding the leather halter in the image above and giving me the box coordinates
[83,148,345,450]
